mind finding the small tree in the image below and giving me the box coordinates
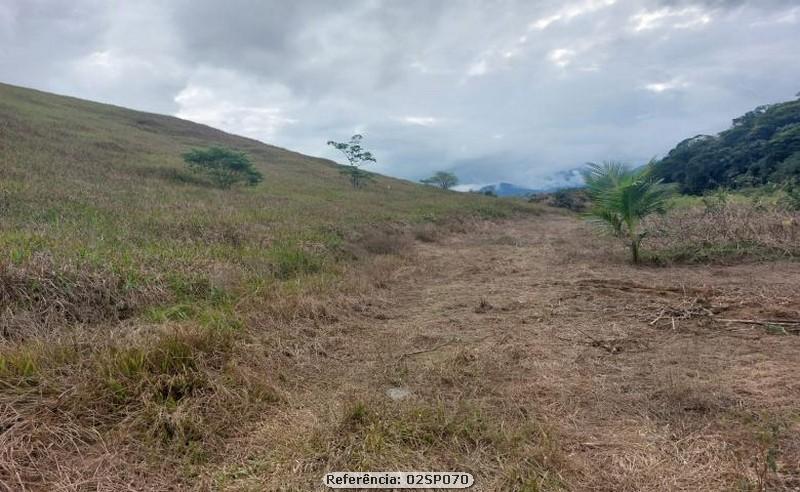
[582,161,673,263]
[582,161,627,237]
[327,134,376,188]
[421,171,458,190]
[182,147,263,189]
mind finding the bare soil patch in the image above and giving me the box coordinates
[202,213,800,491]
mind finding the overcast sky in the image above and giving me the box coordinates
[2,1,799,189]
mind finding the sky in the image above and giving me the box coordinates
[1,0,799,190]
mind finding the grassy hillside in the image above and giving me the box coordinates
[0,82,536,487]
[0,82,530,332]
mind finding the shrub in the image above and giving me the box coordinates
[357,229,412,255]
[182,147,263,189]
[421,171,459,190]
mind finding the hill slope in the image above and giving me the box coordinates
[0,81,533,335]
[0,83,535,487]
[653,96,800,193]
[0,82,518,227]
[0,81,529,307]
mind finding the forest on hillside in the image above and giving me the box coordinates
[653,96,800,194]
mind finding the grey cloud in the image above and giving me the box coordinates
[1,0,799,188]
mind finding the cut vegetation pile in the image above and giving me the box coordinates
[643,195,800,263]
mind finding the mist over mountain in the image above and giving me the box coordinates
[470,168,585,196]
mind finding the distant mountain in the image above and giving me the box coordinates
[534,168,585,192]
[479,182,537,197]
[477,170,585,197]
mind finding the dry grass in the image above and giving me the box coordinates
[0,254,163,340]
[3,84,800,490]
[0,321,282,490]
[179,214,800,491]
[643,202,800,263]
[350,228,415,256]
[412,223,441,243]
[0,82,541,489]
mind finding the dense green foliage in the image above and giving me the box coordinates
[183,146,263,188]
[583,161,673,263]
[327,134,377,188]
[421,171,458,190]
[653,97,800,194]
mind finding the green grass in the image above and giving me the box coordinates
[666,186,787,210]
[0,82,535,329]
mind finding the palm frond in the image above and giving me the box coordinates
[581,161,629,199]
[581,160,675,262]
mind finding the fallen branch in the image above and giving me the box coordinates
[398,339,455,360]
[715,318,800,326]
[573,328,625,353]
[649,297,713,328]
[714,317,800,334]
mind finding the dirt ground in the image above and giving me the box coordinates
[204,212,800,491]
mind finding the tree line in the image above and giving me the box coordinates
[652,95,800,194]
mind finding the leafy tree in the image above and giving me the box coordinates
[583,161,673,263]
[421,171,458,190]
[653,97,800,193]
[327,134,376,188]
[182,146,263,189]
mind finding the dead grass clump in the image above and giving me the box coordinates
[491,234,522,246]
[0,255,162,339]
[317,398,567,490]
[645,378,737,421]
[267,242,325,279]
[349,228,414,256]
[356,254,410,290]
[256,294,338,323]
[0,323,283,488]
[423,348,492,392]
[245,276,342,323]
[437,215,482,234]
[644,203,800,263]
[412,223,440,243]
